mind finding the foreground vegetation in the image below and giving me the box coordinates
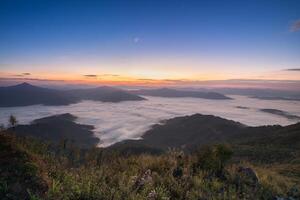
[1,131,299,200]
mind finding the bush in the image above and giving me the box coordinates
[193,144,233,176]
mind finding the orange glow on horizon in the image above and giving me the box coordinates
[1,69,300,88]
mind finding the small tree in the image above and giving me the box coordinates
[9,115,18,128]
[0,124,4,131]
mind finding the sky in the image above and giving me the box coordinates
[0,0,300,87]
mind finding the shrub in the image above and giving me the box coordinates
[193,144,233,176]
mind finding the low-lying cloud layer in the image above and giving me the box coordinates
[1,96,299,147]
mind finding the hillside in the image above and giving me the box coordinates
[1,131,299,200]
[0,83,75,107]
[232,122,300,164]
[131,88,232,99]
[1,113,300,199]
[111,114,300,164]
[112,114,245,151]
[0,83,145,107]
[113,114,299,148]
[0,133,49,199]
[9,113,99,148]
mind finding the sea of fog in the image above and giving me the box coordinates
[0,95,300,147]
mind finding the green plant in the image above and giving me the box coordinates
[193,144,233,176]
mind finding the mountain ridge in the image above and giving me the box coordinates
[0,83,145,107]
[110,113,300,154]
[131,88,232,99]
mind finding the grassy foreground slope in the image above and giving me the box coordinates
[1,129,299,200]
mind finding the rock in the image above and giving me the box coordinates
[133,169,153,190]
[147,189,158,200]
[237,166,259,187]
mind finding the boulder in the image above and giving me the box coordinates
[236,166,259,187]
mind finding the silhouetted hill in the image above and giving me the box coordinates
[67,86,146,102]
[131,88,232,99]
[0,82,75,107]
[0,83,145,107]
[111,114,300,155]
[206,88,300,101]
[111,114,246,151]
[252,96,300,101]
[9,113,99,148]
[259,108,300,120]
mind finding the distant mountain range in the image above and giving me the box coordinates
[0,83,145,107]
[66,86,145,102]
[202,88,300,101]
[131,88,232,99]
[260,108,300,120]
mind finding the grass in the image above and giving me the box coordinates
[0,131,299,200]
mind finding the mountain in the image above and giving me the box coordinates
[131,88,232,99]
[204,88,300,101]
[0,83,145,107]
[67,86,146,102]
[111,114,246,151]
[111,114,300,154]
[0,82,75,107]
[9,113,99,148]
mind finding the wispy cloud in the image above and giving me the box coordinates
[0,77,66,82]
[22,72,31,75]
[83,74,120,78]
[290,19,300,32]
[100,74,120,77]
[137,78,156,81]
[14,72,32,77]
[84,74,98,78]
[284,68,300,71]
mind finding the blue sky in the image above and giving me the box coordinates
[0,0,300,84]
